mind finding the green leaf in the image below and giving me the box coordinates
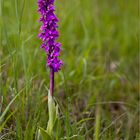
[0,111,16,132]
[47,91,58,136]
[37,127,52,140]
[36,91,59,140]
[0,88,23,124]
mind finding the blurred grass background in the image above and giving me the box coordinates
[0,0,139,139]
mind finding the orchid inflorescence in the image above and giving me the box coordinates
[38,0,63,72]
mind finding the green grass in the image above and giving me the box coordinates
[0,0,139,139]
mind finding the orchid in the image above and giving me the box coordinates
[38,0,63,96]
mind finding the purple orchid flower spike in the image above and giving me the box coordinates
[38,0,63,96]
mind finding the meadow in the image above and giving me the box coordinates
[0,0,139,139]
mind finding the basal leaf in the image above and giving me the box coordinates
[38,127,52,140]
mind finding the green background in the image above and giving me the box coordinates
[0,0,139,139]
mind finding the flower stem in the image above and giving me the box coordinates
[50,68,54,97]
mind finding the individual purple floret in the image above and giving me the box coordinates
[38,0,63,72]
